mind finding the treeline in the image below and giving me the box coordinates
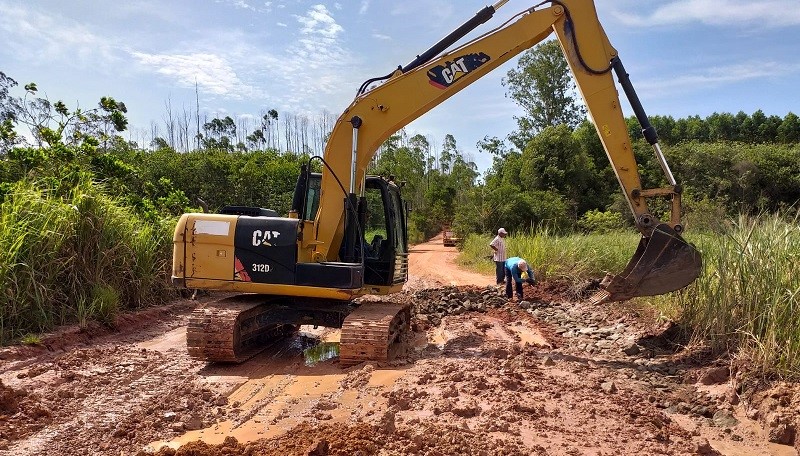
[467,120,800,236]
[631,111,800,145]
[369,116,800,241]
[3,44,800,343]
[139,102,337,155]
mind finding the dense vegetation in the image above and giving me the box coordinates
[2,37,800,375]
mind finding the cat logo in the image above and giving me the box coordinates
[427,52,491,89]
[252,230,280,247]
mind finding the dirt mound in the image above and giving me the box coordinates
[0,378,51,444]
[741,381,800,449]
[139,417,528,456]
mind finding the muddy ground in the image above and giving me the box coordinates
[1,234,799,455]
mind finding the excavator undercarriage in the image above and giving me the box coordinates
[186,294,411,365]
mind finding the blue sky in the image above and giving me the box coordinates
[2,0,799,172]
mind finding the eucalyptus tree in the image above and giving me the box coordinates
[0,71,20,154]
[503,40,586,149]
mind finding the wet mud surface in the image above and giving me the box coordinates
[1,234,798,455]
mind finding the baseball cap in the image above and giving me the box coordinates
[498,228,507,235]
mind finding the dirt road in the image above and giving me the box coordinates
[1,236,799,455]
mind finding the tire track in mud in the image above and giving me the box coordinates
[2,341,224,456]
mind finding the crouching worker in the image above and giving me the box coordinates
[504,256,536,301]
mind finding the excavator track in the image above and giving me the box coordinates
[187,295,298,363]
[339,302,412,367]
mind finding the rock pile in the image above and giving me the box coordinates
[406,286,507,328]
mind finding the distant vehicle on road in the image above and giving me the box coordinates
[442,225,462,247]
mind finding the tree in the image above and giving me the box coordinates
[519,124,594,216]
[649,115,677,145]
[246,129,266,150]
[777,112,800,143]
[0,72,21,154]
[5,81,128,151]
[202,116,236,151]
[503,40,586,149]
[706,112,737,142]
[440,134,457,174]
[150,137,170,150]
[477,135,510,159]
[266,109,279,151]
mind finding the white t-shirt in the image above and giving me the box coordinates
[490,235,506,262]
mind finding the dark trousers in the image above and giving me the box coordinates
[495,261,505,284]
[505,268,523,299]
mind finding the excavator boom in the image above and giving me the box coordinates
[312,0,701,302]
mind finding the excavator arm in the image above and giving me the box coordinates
[311,0,701,302]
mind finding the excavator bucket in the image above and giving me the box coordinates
[590,224,702,304]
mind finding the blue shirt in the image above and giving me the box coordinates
[505,256,534,284]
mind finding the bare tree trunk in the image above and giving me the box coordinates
[274,114,280,152]
[195,82,201,151]
[180,106,192,152]
[163,97,176,149]
[149,121,160,150]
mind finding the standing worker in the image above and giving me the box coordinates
[489,228,508,287]
[504,256,536,301]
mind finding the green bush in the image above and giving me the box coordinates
[577,209,624,233]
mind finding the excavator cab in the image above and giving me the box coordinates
[359,180,409,287]
[291,171,409,289]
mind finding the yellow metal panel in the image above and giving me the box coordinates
[183,279,357,300]
[182,214,238,281]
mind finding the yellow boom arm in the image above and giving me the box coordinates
[310,0,701,302]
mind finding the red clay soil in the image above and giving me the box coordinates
[1,236,798,456]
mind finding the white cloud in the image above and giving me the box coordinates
[359,0,370,15]
[126,3,356,113]
[233,1,256,11]
[0,3,117,66]
[296,4,344,38]
[614,0,800,27]
[218,0,277,13]
[637,61,800,94]
[372,33,391,40]
[131,52,263,99]
[277,4,352,97]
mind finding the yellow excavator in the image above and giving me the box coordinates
[172,0,702,365]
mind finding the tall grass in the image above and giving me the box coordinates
[677,214,800,374]
[0,178,174,343]
[458,229,640,282]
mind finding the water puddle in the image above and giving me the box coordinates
[304,341,340,365]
